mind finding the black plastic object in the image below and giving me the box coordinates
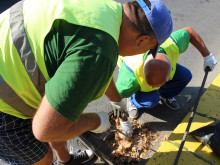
[190,120,220,156]
[173,67,210,165]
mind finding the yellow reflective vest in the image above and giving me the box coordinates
[0,0,122,118]
[119,37,179,92]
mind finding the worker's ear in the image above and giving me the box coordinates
[135,35,150,48]
[134,35,157,54]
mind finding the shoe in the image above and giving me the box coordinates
[160,97,180,110]
[127,99,139,119]
[55,149,94,165]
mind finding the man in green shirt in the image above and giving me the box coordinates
[110,27,217,136]
[0,0,173,164]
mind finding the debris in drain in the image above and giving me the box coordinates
[104,119,159,165]
[163,135,169,141]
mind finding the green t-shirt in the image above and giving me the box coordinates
[116,29,190,98]
[44,20,118,122]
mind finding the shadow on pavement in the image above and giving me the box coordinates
[136,86,207,132]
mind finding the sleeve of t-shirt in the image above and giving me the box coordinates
[45,50,115,122]
[170,29,190,54]
[116,61,141,98]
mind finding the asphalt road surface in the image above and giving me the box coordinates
[0,0,220,164]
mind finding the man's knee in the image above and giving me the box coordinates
[184,68,192,84]
[175,64,192,85]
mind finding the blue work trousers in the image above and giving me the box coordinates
[130,64,192,108]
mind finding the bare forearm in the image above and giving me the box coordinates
[35,113,100,142]
[183,27,210,57]
[105,79,128,121]
[71,113,100,136]
[105,78,122,102]
[33,95,100,142]
[62,113,100,140]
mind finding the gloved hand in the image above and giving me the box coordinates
[204,53,217,71]
[110,99,128,118]
[119,120,133,139]
[90,112,110,133]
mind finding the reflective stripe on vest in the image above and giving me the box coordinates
[10,1,46,97]
[0,1,46,117]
